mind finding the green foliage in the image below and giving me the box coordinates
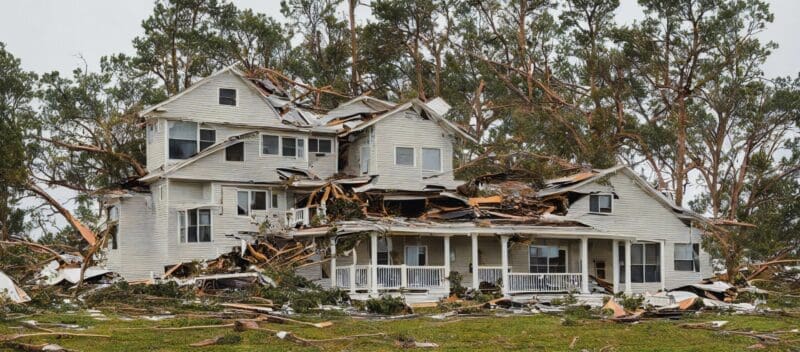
[325,198,364,222]
[447,271,466,297]
[253,269,348,313]
[619,295,644,311]
[365,295,407,315]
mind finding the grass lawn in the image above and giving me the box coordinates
[2,310,799,351]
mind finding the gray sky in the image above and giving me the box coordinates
[1,0,798,231]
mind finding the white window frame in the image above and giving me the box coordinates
[308,137,334,154]
[107,205,120,250]
[360,145,371,174]
[631,242,661,283]
[404,245,428,266]
[224,142,245,162]
[527,245,568,273]
[394,146,416,167]
[236,189,270,217]
[589,194,613,214]
[179,208,213,243]
[421,147,442,172]
[258,133,307,161]
[281,136,305,159]
[218,88,238,106]
[199,128,216,151]
[271,192,280,209]
[674,243,700,272]
[167,120,199,161]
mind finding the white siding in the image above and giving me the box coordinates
[564,172,712,291]
[370,110,457,189]
[146,119,166,172]
[105,193,165,280]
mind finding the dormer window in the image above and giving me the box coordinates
[589,194,612,213]
[219,88,236,106]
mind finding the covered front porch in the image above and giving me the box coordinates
[327,229,647,299]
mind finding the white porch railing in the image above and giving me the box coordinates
[477,266,509,285]
[285,207,310,226]
[334,265,446,290]
[507,273,582,293]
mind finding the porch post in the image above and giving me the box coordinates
[350,247,356,294]
[580,237,589,294]
[500,235,510,297]
[612,240,619,293]
[660,240,666,291]
[370,232,378,294]
[443,235,451,291]
[330,237,337,288]
[471,233,479,290]
[624,240,632,295]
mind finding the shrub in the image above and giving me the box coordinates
[365,295,407,315]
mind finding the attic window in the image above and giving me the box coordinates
[219,88,236,106]
[589,194,612,213]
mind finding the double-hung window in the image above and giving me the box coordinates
[589,194,612,213]
[422,148,442,171]
[631,243,660,283]
[180,209,211,243]
[674,243,700,272]
[261,135,279,155]
[168,121,197,159]
[308,138,333,154]
[529,245,567,273]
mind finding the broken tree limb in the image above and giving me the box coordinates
[257,315,333,328]
[0,332,110,342]
[26,181,97,246]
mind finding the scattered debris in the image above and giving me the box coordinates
[0,271,30,304]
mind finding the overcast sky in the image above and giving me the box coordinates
[1,0,798,232]
[1,0,798,78]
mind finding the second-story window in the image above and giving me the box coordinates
[238,190,268,216]
[168,121,197,159]
[309,138,332,154]
[395,147,414,166]
[225,142,244,161]
[282,137,305,158]
[261,135,279,155]
[199,129,215,151]
[219,88,236,106]
[589,194,612,213]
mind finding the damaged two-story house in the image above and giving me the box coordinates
[105,66,712,302]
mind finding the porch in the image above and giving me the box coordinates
[327,231,649,298]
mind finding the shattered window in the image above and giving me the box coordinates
[422,148,441,171]
[674,243,700,272]
[395,147,414,166]
[219,88,236,106]
[262,135,279,155]
[589,194,612,213]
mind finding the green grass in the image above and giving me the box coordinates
[2,310,799,351]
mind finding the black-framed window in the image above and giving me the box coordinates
[674,243,700,272]
[251,191,267,211]
[309,138,333,153]
[631,243,660,283]
[262,135,279,155]
[225,142,244,161]
[589,194,612,213]
[199,129,216,151]
[168,121,197,159]
[182,209,211,243]
[529,245,567,273]
[219,88,236,105]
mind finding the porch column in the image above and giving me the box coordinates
[580,237,589,294]
[612,240,619,293]
[624,240,632,295]
[350,247,356,294]
[500,235,510,297]
[660,240,666,291]
[330,237,337,288]
[370,232,378,294]
[443,235,451,291]
[471,233,479,290]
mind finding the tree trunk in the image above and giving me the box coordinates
[674,97,688,206]
[348,0,359,94]
[26,181,97,246]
